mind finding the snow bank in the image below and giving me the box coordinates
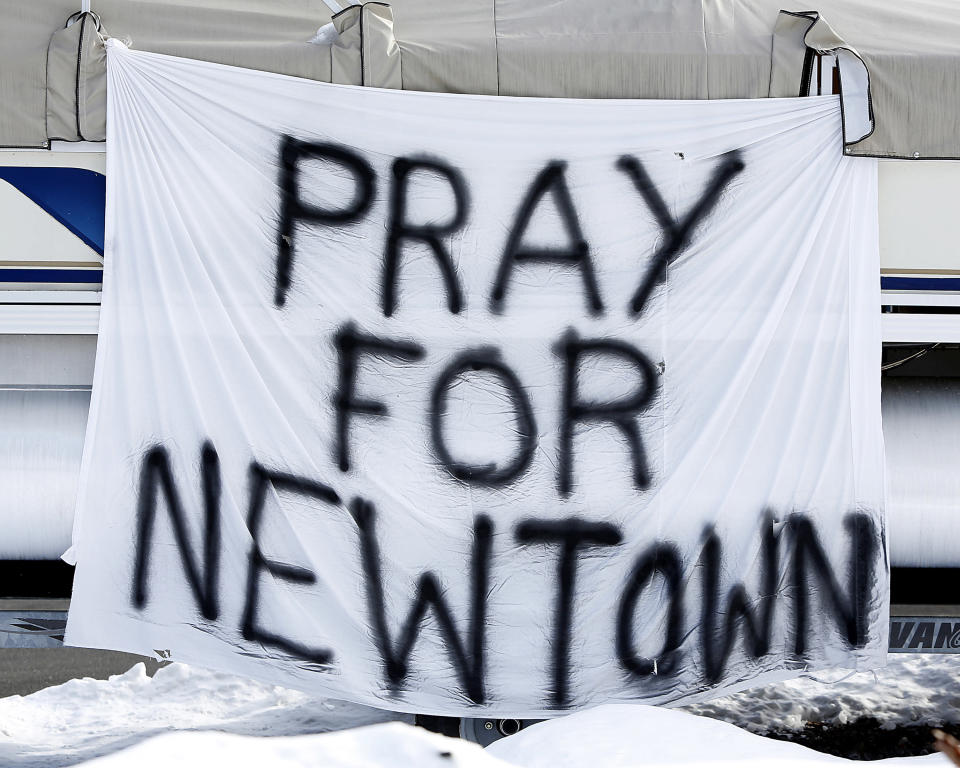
[78,723,501,768]
[488,705,941,767]
[0,662,404,767]
[73,705,943,768]
[684,654,960,731]
[0,655,958,766]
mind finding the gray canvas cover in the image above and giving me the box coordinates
[0,1,79,147]
[773,0,960,158]
[769,11,873,148]
[1,0,959,158]
[47,12,107,142]
[331,3,401,88]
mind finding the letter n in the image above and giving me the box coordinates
[790,512,880,656]
[132,442,221,621]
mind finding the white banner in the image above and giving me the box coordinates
[66,41,886,717]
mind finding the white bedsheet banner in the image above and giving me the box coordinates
[66,41,886,716]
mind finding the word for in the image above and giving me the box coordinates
[333,323,657,495]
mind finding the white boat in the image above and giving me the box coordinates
[1,1,959,655]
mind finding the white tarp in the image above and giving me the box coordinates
[66,41,886,717]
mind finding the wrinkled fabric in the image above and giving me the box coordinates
[66,44,886,717]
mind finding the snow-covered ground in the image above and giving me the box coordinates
[683,654,960,732]
[67,708,946,768]
[0,663,405,767]
[0,655,956,767]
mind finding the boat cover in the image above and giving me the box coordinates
[1,0,959,158]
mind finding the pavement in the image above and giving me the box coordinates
[0,648,160,698]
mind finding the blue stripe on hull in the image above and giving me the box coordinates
[0,167,105,255]
[0,269,103,284]
[882,276,960,292]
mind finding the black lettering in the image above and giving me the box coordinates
[935,621,960,650]
[888,621,913,650]
[515,518,621,707]
[790,512,879,656]
[617,151,744,316]
[555,328,658,496]
[382,157,467,316]
[132,443,221,621]
[351,498,491,704]
[333,322,425,472]
[490,161,604,316]
[430,347,536,486]
[241,464,341,665]
[616,543,684,678]
[700,514,779,683]
[909,621,936,649]
[275,136,375,307]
